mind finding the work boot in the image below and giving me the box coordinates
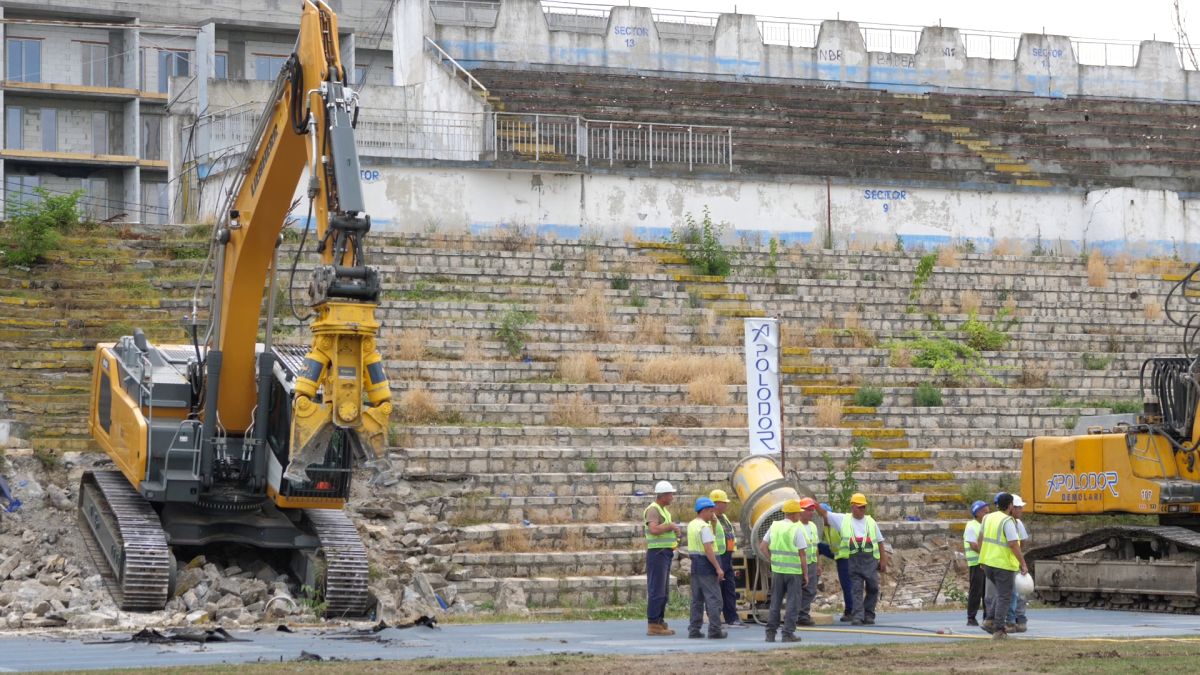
[781,634,801,643]
[967,618,979,627]
[1005,624,1017,634]
[688,632,703,639]
[765,633,776,643]
[647,623,674,636]
[864,618,875,625]
[659,621,670,629]
[840,614,853,623]
[982,619,995,634]
[797,617,815,627]
[708,630,728,639]
[1013,624,1027,633]
[851,619,864,626]
[727,619,749,629]
[992,629,1009,640]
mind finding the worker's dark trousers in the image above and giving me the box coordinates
[765,572,802,637]
[718,550,739,624]
[983,565,1017,629]
[797,561,819,623]
[848,552,880,623]
[688,573,724,638]
[819,543,853,615]
[966,563,985,621]
[645,548,673,625]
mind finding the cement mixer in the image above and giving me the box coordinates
[727,454,820,621]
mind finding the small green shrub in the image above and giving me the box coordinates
[1081,353,1114,371]
[584,451,599,474]
[821,436,867,513]
[671,206,731,277]
[765,236,779,278]
[854,385,884,408]
[33,447,61,470]
[687,290,704,309]
[610,273,631,291]
[549,259,565,272]
[894,234,905,252]
[2,188,85,266]
[888,333,992,383]
[628,286,646,308]
[496,309,535,357]
[961,308,1018,352]
[906,253,937,310]
[1064,415,1078,431]
[914,382,943,407]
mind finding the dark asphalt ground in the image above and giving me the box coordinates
[0,609,1197,672]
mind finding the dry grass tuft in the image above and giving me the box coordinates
[597,487,621,523]
[852,327,877,348]
[991,238,1025,256]
[1133,258,1161,275]
[711,413,747,428]
[814,396,844,427]
[550,394,598,427]
[814,330,836,348]
[462,340,485,362]
[634,314,667,345]
[1111,253,1130,273]
[585,250,601,273]
[1087,250,1109,288]
[499,526,532,553]
[959,290,982,314]
[400,385,439,424]
[638,429,685,446]
[557,353,604,383]
[687,372,729,406]
[692,310,716,346]
[718,319,745,346]
[622,227,637,243]
[630,255,659,275]
[640,355,745,385]
[397,328,429,361]
[569,286,611,341]
[936,247,958,267]
[614,350,639,383]
[782,322,807,348]
[1017,366,1049,389]
[890,345,913,368]
[1003,297,1018,312]
[1144,301,1164,319]
[563,527,586,552]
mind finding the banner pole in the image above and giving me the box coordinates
[777,313,786,474]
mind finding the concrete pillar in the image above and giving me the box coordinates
[1131,41,1185,100]
[123,20,140,90]
[1016,33,1078,97]
[604,6,658,71]
[126,20,142,222]
[196,22,215,158]
[712,13,763,78]
[0,6,6,219]
[341,32,356,84]
[912,27,967,90]
[816,21,869,84]
[228,32,246,80]
[491,0,550,68]
[394,0,430,87]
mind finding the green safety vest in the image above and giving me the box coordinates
[963,519,983,567]
[837,515,880,560]
[768,519,804,575]
[687,517,714,554]
[979,511,1019,572]
[800,520,818,564]
[644,502,676,550]
[718,514,737,553]
[713,517,726,555]
[824,520,842,552]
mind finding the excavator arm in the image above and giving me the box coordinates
[203,0,391,491]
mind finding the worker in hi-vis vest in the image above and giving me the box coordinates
[709,490,747,628]
[979,492,1028,640]
[815,494,886,626]
[794,498,821,627]
[644,480,681,636]
[964,500,989,627]
[687,497,727,639]
[818,501,854,622]
[758,499,807,643]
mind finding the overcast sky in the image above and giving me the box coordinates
[617,0,1195,44]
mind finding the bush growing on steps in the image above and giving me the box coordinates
[854,385,884,408]
[2,187,84,266]
[671,206,731,277]
[914,382,943,407]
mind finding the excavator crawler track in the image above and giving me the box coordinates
[1027,525,1200,614]
[305,508,370,617]
[77,471,173,611]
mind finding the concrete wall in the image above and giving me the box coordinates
[330,164,1200,258]
[423,0,1200,102]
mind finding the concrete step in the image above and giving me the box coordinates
[453,574,678,606]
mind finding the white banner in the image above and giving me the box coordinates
[745,318,782,455]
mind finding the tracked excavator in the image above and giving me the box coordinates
[1023,261,1200,613]
[79,0,391,615]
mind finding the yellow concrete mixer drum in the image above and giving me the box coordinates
[729,455,816,558]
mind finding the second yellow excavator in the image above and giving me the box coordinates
[79,0,391,615]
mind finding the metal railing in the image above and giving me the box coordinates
[429,0,499,28]
[653,10,719,41]
[960,32,1019,60]
[425,36,489,96]
[757,20,820,48]
[357,110,488,161]
[1072,40,1140,67]
[861,27,921,54]
[542,0,609,33]
[493,112,733,171]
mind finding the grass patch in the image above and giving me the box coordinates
[813,396,843,427]
[1081,353,1114,371]
[556,353,604,383]
[639,355,744,385]
[550,394,598,427]
[914,382,943,407]
[853,385,883,408]
[686,372,729,406]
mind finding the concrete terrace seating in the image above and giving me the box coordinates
[0,230,1189,605]
[472,68,1200,190]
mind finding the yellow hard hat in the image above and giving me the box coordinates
[850,493,868,506]
[709,489,730,503]
[781,499,803,513]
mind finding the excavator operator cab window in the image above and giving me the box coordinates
[266,374,290,462]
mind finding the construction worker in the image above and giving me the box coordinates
[709,490,747,629]
[644,480,681,636]
[1012,495,1029,633]
[979,492,1028,640]
[818,502,854,622]
[795,498,821,626]
[758,499,807,643]
[964,500,988,627]
[687,496,727,640]
[815,494,886,626]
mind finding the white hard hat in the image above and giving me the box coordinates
[1015,572,1035,598]
[654,480,676,494]
[1011,495,1026,507]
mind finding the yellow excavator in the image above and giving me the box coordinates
[1023,262,1200,613]
[80,0,391,615]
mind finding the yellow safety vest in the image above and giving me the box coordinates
[768,519,804,575]
[963,519,982,567]
[837,515,880,559]
[800,520,818,565]
[713,517,726,555]
[644,502,676,550]
[825,519,842,552]
[687,517,714,554]
[719,514,737,553]
[979,511,1020,572]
